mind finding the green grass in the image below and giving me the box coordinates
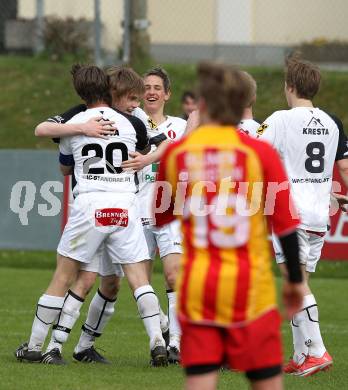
[0,252,347,389]
[1,55,348,149]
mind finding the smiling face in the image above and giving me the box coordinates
[114,92,141,114]
[143,75,171,115]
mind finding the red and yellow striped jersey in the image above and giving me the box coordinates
[155,125,299,327]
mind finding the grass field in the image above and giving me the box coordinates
[0,251,347,389]
[1,55,348,149]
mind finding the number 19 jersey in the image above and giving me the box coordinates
[59,107,148,196]
[258,107,348,231]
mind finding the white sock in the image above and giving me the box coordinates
[291,317,307,364]
[303,294,326,358]
[46,290,84,353]
[134,285,163,349]
[28,295,65,351]
[166,289,181,350]
[159,307,169,333]
[74,289,116,353]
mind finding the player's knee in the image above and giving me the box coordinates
[51,271,75,292]
[74,272,97,296]
[164,263,179,289]
[100,276,121,300]
[165,270,177,290]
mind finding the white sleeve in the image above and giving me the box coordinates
[132,107,149,125]
[59,137,74,166]
[256,111,283,152]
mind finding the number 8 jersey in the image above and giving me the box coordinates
[59,106,148,196]
[258,107,348,232]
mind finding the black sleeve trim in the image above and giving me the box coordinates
[48,104,87,144]
[47,104,87,124]
[278,231,303,283]
[114,109,149,151]
[149,133,167,146]
[327,113,348,161]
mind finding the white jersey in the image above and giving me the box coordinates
[238,118,260,138]
[134,113,187,221]
[59,107,148,197]
[258,107,348,231]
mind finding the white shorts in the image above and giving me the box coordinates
[143,220,183,260]
[81,245,124,277]
[273,228,325,273]
[58,192,149,266]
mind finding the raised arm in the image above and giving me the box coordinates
[35,116,116,139]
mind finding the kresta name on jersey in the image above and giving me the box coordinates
[302,127,329,135]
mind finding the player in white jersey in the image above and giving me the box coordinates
[258,57,348,376]
[238,72,260,137]
[29,66,171,365]
[185,71,260,137]
[16,65,168,367]
[122,68,186,363]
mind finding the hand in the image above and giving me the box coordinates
[121,151,150,171]
[282,280,305,320]
[332,192,348,212]
[185,110,200,134]
[80,116,117,139]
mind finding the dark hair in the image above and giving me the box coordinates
[285,55,321,100]
[71,64,111,106]
[106,66,145,101]
[143,67,171,93]
[181,90,197,103]
[197,62,250,126]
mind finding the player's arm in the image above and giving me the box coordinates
[329,113,348,188]
[185,109,200,134]
[35,104,116,139]
[60,164,73,176]
[58,138,74,176]
[256,111,282,148]
[35,117,116,139]
[336,158,348,189]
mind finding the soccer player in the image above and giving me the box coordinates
[258,56,348,376]
[181,90,198,120]
[154,62,305,390]
[16,64,167,367]
[32,66,171,365]
[238,71,260,137]
[122,67,187,363]
[185,71,259,137]
[32,66,151,364]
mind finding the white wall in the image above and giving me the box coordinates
[216,0,252,44]
[253,0,348,44]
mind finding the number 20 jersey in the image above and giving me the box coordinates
[59,107,148,196]
[258,107,348,232]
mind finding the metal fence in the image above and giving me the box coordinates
[2,0,348,67]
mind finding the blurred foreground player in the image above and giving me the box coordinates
[154,62,305,390]
[258,56,348,376]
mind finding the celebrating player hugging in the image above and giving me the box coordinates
[15,64,182,367]
[14,54,348,389]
